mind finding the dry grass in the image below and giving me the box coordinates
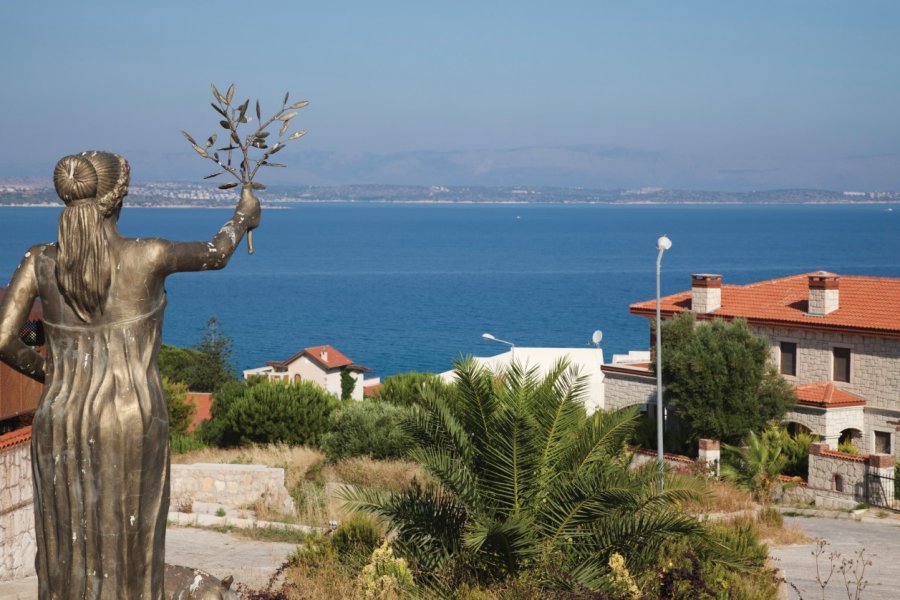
[172,445,428,528]
[680,478,756,514]
[321,457,429,493]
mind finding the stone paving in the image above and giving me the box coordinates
[0,526,299,599]
[772,515,900,599]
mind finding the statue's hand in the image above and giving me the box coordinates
[238,186,261,231]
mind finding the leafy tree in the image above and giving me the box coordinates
[163,376,195,437]
[321,400,412,461]
[218,379,340,446]
[342,358,709,593]
[192,317,237,392]
[157,317,237,393]
[340,368,356,401]
[658,313,796,445]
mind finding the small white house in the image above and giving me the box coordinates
[243,345,372,401]
[440,347,605,413]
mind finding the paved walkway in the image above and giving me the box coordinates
[0,526,298,599]
[772,515,900,599]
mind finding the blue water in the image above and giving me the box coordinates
[1,204,899,376]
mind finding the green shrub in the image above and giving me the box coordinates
[218,380,340,446]
[332,513,383,565]
[321,401,412,461]
[163,377,195,437]
[374,372,454,408]
[197,379,251,447]
[837,440,859,455]
[170,432,207,454]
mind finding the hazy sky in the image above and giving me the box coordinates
[2,1,899,190]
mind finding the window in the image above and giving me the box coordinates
[875,431,892,455]
[832,347,851,383]
[780,341,797,376]
[832,474,844,493]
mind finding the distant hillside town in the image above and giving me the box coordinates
[1,180,899,208]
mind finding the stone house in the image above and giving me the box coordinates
[242,344,372,401]
[613,271,900,457]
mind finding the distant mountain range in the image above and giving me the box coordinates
[2,181,899,208]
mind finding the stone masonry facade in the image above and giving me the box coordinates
[753,324,900,455]
[0,429,35,581]
[170,463,295,515]
[602,369,656,412]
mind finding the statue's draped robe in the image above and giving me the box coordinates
[32,285,168,600]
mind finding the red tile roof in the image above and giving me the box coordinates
[0,426,31,450]
[630,273,900,338]
[272,345,371,373]
[794,382,865,408]
[186,392,212,432]
[0,288,43,321]
[363,383,384,397]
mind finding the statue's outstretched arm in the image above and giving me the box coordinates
[149,186,261,275]
[0,246,46,383]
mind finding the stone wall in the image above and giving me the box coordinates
[807,443,868,506]
[753,325,900,409]
[602,369,656,411]
[0,428,35,581]
[170,463,295,515]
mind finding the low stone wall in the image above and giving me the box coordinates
[806,443,895,509]
[630,447,695,471]
[0,427,35,581]
[170,463,295,515]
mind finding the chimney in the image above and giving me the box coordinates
[691,274,722,314]
[320,349,329,362]
[808,272,839,316]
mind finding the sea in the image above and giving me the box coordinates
[1,203,898,377]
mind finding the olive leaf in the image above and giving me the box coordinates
[226,83,235,104]
[204,172,223,179]
[262,162,286,168]
[238,99,249,122]
[278,112,297,122]
[289,100,309,109]
[211,103,228,118]
[283,91,289,106]
[288,130,307,140]
[190,143,209,158]
[219,120,230,129]
[218,181,238,190]
[211,84,225,104]
[279,121,289,136]
[180,131,197,145]
[269,143,284,154]
[206,134,217,148]
[252,182,266,190]
[256,99,261,122]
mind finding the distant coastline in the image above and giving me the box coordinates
[2,181,899,208]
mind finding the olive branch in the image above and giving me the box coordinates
[180,83,308,254]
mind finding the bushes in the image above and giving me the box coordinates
[322,401,412,461]
[163,377,195,437]
[374,372,454,408]
[207,380,340,447]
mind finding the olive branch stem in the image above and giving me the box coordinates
[180,83,308,254]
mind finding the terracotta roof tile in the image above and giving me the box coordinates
[0,426,32,450]
[272,344,370,372]
[630,273,900,336]
[794,382,865,408]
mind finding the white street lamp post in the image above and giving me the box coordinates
[655,234,672,490]
[482,332,515,362]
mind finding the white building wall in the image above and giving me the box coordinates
[0,438,36,581]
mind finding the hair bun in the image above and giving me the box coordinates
[53,155,98,203]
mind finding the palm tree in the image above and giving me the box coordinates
[721,430,789,503]
[341,358,706,592]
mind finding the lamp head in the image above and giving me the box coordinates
[482,333,496,341]
[656,235,672,251]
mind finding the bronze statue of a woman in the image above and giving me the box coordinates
[0,151,259,599]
